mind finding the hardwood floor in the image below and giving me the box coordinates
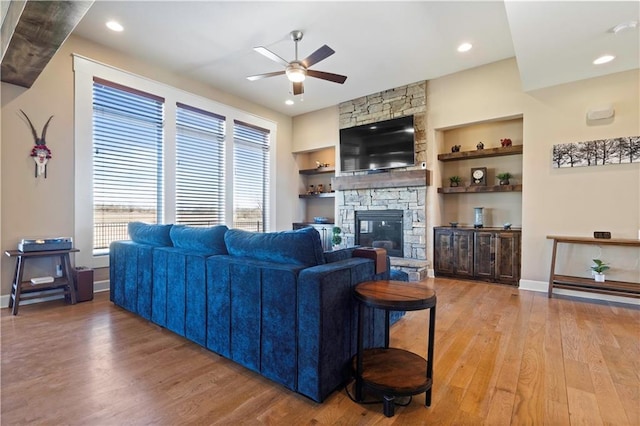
[2,278,638,425]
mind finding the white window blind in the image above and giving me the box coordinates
[233,120,270,232]
[175,103,226,226]
[92,78,164,253]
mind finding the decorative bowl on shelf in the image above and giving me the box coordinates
[449,222,458,228]
[313,217,331,224]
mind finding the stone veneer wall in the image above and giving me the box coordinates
[337,81,428,271]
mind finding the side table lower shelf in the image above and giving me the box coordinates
[352,348,432,408]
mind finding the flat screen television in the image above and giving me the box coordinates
[339,115,415,172]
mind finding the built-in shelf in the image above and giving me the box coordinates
[438,145,523,162]
[299,167,335,175]
[299,193,336,199]
[438,184,522,194]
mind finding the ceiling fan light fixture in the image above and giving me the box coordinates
[286,63,306,82]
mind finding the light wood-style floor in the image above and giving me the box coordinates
[2,278,638,425]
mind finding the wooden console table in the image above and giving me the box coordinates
[353,280,436,417]
[5,248,79,315]
[547,236,640,299]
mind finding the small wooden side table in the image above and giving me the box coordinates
[5,248,79,315]
[353,280,437,417]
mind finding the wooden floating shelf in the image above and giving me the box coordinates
[298,193,336,199]
[438,145,523,162]
[299,167,335,175]
[438,184,522,194]
[332,169,430,191]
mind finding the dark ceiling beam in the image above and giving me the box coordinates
[1,0,94,88]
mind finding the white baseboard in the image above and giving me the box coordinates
[1,280,110,309]
[519,279,640,306]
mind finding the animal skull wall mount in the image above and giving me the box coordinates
[20,110,53,178]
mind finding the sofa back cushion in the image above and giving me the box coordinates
[128,222,173,247]
[224,227,326,267]
[169,225,228,254]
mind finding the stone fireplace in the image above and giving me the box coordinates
[333,81,429,281]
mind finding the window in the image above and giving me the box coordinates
[176,103,225,226]
[92,78,164,254]
[75,55,277,268]
[233,120,270,232]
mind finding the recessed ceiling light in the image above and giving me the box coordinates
[457,42,472,53]
[285,99,294,106]
[593,55,615,65]
[106,21,124,32]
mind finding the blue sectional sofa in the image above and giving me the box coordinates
[109,223,400,402]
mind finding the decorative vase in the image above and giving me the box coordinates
[594,273,605,282]
[499,179,510,185]
[474,207,484,228]
[450,182,459,187]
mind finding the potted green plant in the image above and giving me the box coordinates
[591,259,610,282]
[449,176,462,187]
[332,226,343,249]
[496,172,512,185]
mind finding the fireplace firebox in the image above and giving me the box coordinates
[355,210,403,257]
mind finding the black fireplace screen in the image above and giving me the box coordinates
[355,210,403,257]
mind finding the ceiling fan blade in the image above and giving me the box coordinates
[301,45,335,68]
[292,81,304,95]
[246,71,285,81]
[253,46,290,67]
[307,70,347,84]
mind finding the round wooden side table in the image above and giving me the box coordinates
[353,280,436,417]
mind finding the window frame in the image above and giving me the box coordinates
[73,55,277,269]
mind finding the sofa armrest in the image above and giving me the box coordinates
[296,256,389,402]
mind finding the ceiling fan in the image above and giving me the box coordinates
[247,30,347,95]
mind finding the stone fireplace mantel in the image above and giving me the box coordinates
[332,169,430,191]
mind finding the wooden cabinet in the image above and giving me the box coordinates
[434,228,474,278]
[434,227,521,285]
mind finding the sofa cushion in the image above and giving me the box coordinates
[128,222,173,247]
[170,224,228,254]
[224,227,326,267]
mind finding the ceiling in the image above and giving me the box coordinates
[71,1,640,117]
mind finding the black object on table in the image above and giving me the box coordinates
[5,248,79,315]
[353,280,437,417]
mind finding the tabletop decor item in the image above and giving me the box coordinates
[471,167,487,186]
[332,226,343,248]
[20,110,54,178]
[449,176,462,187]
[473,207,484,228]
[590,259,609,282]
[496,172,512,185]
[476,141,484,150]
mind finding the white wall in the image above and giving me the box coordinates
[0,35,295,296]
